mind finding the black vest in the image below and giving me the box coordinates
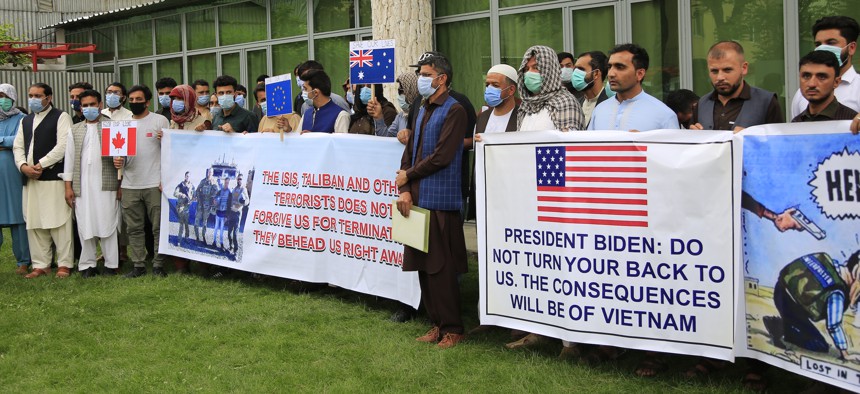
[22,107,64,181]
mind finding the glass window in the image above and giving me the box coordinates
[272,41,309,76]
[499,9,563,66]
[571,6,615,56]
[221,52,241,81]
[138,63,155,109]
[155,15,182,54]
[436,18,492,110]
[219,2,267,46]
[500,0,551,8]
[435,0,488,17]
[188,53,216,87]
[93,65,115,76]
[359,0,372,27]
[272,0,308,38]
[691,0,785,108]
[247,49,268,106]
[65,30,90,66]
[313,0,354,32]
[632,0,680,101]
[120,66,134,97]
[313,35,352,94]
[158,58,184,82]
[187,8,216,50]
[117,20,153,59]
[92,27,115,63]
[798,1,860,60]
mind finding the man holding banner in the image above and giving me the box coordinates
[396,52,468,349]
[62,89,120,277]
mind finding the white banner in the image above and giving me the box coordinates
[476,130,741,360]
[739,122,860,391]
[159,130,420,308]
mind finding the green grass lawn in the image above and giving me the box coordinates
[0,228,814,392]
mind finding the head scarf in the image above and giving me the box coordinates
[396,72,419,115]
[516,45,584,131]
[0,83,21,121]
[170,84,198,128]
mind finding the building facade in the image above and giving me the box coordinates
[51,0,857,117]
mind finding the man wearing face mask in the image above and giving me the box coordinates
[235,84,249,110]
[192,80,213,129]
[791,16,860,118]
[169,84,207,131]
[12,83,74,278]
[349,84,396,134]
[298,70,350,134]
[113,84,170,278]
[476,64,520,135]
[0,83,31,275]
[211,75,257,134]
[369,72,418,144]
[557,52,577,96]
[102,82,133,121]
[155,77,178,121]
[68,82,93,124]
[517,45,584,132]
[573,51,610,127]
[396,51,469,349]
[296,60,351,114]
[63,90,121,278]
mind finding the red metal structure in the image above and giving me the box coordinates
[0,42,98,72]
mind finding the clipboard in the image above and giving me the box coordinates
[391,200,430,253]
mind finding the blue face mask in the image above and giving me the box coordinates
[359,87,372,104]
[397,94,409,111]
[417,76,438,98]
[815,44,847,67]
[302,90,315,106]
[69,99,81,113]
[197,95,210,106]
[260,101,267,116]
[484,86,507,107]
[571,69,594,91]
[560,67,573,83]
[605,81,616,98]
[0,97,13,112]
[28,97,45,113]
[82,106,100,121]
[218,94,234,110]
[346,91,354,104]
[105,93,121,109]
[158,94,171,108]
[210,106,222,117]
[172,100,185,114]
[235,95,246,108]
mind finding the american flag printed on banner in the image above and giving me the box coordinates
[535,145,648,227]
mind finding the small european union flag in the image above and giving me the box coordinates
[264,74,294,117]
[349,39,396,85]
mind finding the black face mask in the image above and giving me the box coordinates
[129,102,147,115]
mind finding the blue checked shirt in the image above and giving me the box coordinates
[826,291,848,351]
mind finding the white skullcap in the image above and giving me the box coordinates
[487,64,518,83]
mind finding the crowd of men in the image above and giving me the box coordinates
[2,13,860,392]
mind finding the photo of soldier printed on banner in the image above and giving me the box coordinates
[743,128,860,388]
[165,152,254,262]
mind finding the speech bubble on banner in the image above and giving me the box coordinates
[809,148,860,220]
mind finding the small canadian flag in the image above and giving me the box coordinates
[101,121,137,157]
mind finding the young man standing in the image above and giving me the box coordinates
[114,85,170,278]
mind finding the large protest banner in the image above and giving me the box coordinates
[476,130,741,360]
[740,122,860,391]
[159,130,420,308]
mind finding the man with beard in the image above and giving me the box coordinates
[690,41,783,132]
